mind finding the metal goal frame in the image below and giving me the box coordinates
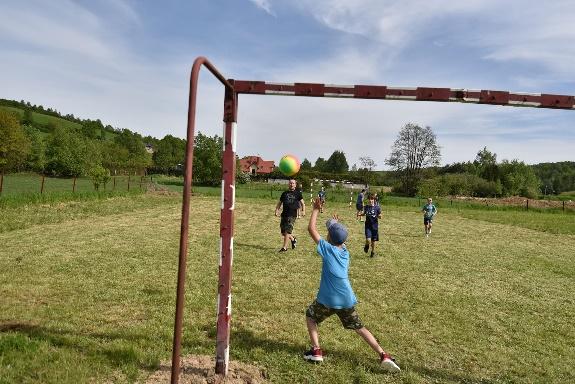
[170,56,574,383]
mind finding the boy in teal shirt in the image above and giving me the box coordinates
[421,197,437,238]
[303,198,400,372]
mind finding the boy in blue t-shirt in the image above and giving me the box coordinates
[358,193,382,257]
[303,198,400,372]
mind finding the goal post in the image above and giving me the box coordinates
[171,56,574,384]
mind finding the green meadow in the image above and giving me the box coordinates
[0,191,574,383]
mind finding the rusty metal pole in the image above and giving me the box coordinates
[215,84,237,375]
[171,57,233,384]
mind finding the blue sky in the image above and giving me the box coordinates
[1,0,574,169]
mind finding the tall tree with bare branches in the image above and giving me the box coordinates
[385,123,441,195]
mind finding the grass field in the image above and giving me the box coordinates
[0,192,574,383]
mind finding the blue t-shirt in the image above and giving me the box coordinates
[315,239,357,309]
[363,204,381,229]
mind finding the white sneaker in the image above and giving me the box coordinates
[380,352,400,373]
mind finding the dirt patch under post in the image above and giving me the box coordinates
[144,355,268,384]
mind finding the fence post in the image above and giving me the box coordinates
[270,185,273,198]
[73,177,77,193]
[0,172,3,195]
[128,175,131,191]
[526,199,529,210]
[40,175,45,194]
[113,176,116,190]
[563,201,565,212]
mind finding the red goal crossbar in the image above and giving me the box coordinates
[170,56,574,384]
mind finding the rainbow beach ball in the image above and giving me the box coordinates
[278,154,301,177]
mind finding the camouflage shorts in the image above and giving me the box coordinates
[306,300,364,330]
[280,216,297,234]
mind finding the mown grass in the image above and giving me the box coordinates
[0,193,574,383]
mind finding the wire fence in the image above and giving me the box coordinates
[0,173,154,196]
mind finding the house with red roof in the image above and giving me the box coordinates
[239,156,275,175]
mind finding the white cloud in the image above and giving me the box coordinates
[248,0,276,16]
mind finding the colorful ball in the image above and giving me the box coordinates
[278,154,301,177]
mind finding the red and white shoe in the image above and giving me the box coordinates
[303,346,323,362]
[380,352,400,372]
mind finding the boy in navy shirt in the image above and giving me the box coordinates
[358,193,382,257]
[303,198,400,372]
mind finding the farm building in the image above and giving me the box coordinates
[238,156,275,175]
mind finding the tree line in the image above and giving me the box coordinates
[1,99,573,197]
[0,100,220,188]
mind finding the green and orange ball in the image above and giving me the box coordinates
[278,154,301,177]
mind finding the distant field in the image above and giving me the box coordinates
[0,173,149,195]
[1,193,574,383]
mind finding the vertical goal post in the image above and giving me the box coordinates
[170,56,574,383]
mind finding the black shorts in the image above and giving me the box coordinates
[365,225,379,241]
[306,300,363,330]
[424,217,433,225]
[280,216,297,234]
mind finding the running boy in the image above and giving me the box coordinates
[421,197,437,238]
[358,193,382,257]
[303,198,400,372]
[355,189,365,221]
[318,187,326,213]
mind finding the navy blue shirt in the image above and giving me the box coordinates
[363,204,381,229]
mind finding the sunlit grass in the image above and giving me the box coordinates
[0,194,574,383]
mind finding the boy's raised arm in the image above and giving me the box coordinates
[308,198,322,244]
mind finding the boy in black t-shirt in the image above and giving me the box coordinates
[275,179,306,252]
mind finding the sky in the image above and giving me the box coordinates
[1,0,574,170]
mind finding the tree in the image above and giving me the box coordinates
[45,126,93,177]
[153,134,186,170]
[474,147,499,182]
[324,150,349,174]
[88,164,111,190]
[193,132,223,185]
[314,157,326,172]
[385,123,441,196]
[301,158,312,170]
[499,160,540,198]
[24,125,46,172]
[359,156,377,186]
[114,129,152,173]
[0,110,31,172]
